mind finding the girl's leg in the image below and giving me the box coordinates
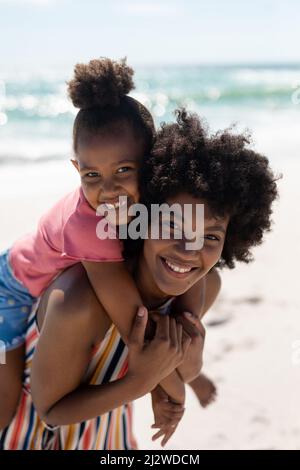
[0,345,24,429]
[188,372,217,408]
[0,249,33,429]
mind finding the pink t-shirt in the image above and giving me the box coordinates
[9,187,123,297]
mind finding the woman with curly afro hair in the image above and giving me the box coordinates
[135,108,280,410]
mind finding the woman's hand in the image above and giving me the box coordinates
[126,307,191,395]
[173,311,206,383]
[151,385,185,447]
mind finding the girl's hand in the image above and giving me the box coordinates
[126,307,191,395]
[151,385,185,447]
[174,311,206,383]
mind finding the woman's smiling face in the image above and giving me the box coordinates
[141,193,230,297]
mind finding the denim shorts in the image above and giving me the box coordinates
[0,249,37,352]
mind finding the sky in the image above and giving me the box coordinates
[0,0,299,71]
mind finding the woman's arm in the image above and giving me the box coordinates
[42,378,146,426]
[31,285,133,425]
[31,278,190,426]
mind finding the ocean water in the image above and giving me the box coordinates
[0,64,299,168]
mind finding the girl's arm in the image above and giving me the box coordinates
[151,385,185,447]
[159,371,185,404]
[82,261,186,404]
[82,261,143,345]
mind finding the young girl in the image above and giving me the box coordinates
[0,58,204,429]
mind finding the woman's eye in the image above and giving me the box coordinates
[116,166,132,174]
[205,234,220,241]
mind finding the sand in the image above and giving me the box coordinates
[1,157,299,450]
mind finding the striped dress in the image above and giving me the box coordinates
[0,307,137,450]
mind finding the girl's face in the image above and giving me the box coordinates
[141,193,229,297]
[72,128,144,224]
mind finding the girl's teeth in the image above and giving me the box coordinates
[104,199,127,210]
[105,202,120,210]
[165,259,192,273]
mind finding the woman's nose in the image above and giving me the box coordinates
[175,238,199,258]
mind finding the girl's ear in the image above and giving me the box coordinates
[70,159,80,173]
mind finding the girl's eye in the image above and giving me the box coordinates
[161,220,181,233]
[85,172,100,178]
[116,166,133,174]
[170,221,180,230]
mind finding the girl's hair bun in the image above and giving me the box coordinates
[67,57,135,109]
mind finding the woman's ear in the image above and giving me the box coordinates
[70,159,80,173]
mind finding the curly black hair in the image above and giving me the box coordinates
[67,57,154,154]
[139,109,281,269]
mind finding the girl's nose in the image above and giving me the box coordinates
[98,178,120,200]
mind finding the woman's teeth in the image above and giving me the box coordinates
[164,259,192,273]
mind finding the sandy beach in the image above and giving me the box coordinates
[1,152,299,450]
